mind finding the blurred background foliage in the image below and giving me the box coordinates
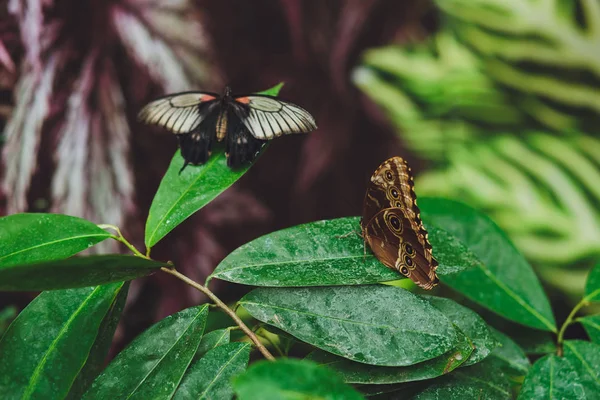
[355,0,600,301]
[0,0,598,345]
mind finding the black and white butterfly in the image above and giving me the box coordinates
[138,86,317,171]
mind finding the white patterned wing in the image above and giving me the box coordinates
[138,92,217,134]
[238,96,317,140]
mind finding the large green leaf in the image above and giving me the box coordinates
[585,263,600,302]
[0,213,111,267]
[0,284,124,399]
[412,360,511,400]
[305,328,472,384]
[578,315,600,344]
[488,328,530,377]
[422,296,499,366]
[563,340,600,398]
[518,354,584,400]
[233,359,364,400]
[0,255,165,291]
[210,217,479,286]
[83,305,208,399]
[174,342,250,400]
[144,83,283,249]
[67,283,130,399]
[239,286,459,366]
[193,328,231,362]
[419,197,556,332]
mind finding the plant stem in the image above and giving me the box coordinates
[556,297,590,356]
[160,266,275,361]
[101,224,275,361]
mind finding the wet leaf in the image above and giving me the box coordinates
[233,359,364,400]
[67,283,130,399]
[305,328,472,384]
[83,305,208,399]
[144,84,283,248]
[192,328,231,362]
[419,197,556,332]
[0,255,165,291]
[578,315,600,343]
[412,360,511,400]
[518,353,585,400]
[174,342,250,400]
[422,296,499,366]
[0,284,124,399]
[239,286,459,366]
[487,327,530,377]
[0,213,111,267]
[563,340,600,398]
[210,217,478,286]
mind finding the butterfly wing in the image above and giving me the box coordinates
[138,91,219,134]
[232,95,317,140]
[363,208,439,290]
[361,156,439,289]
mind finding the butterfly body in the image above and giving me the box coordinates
[138,86,316,170]
[361,157,439,290]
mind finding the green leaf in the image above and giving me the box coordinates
[239,286,459,366]
[192,328,231,362]
[257,82,284,96]
[174,342,250,400]
[144,84,283,249]
[578,315,600,343]
[0,284,124,399]
[518,354,585,400]
[412,360,512,400]
[563,340,600,398]
[585,263,600,302]
[305,328,473,384]
[419,197,556,332]
[210,217,477,286]
[67,283,130,399]
[83,305,208,400]
[512,328,557,355]
[488,327,530,377]
[233,359,364,400]
[0,306,17,336]
[0,213,111,267]
[422,296,499,366]
[0,255,165,291]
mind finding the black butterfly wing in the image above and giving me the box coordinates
[232,95,317,140]
[138,91,220,134]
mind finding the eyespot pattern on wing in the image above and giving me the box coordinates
[360,156,439,290]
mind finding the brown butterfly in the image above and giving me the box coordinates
[360,156,439,290]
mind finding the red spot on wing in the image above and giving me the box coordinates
[235,97,250,104]
[200,95,216,102]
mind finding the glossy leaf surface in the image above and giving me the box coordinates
[233,359,364,400]
[211,217,478,286]
[0,213,111,267]
[305,328,472,384]
[174,343,250,400]
[419,197,556,332]
[0,255,165,291]
[192,328,231,363]
[422,296,499,366]
[0,284,123,399]
[240,286,458,366]
[488,327,530,377]
[83,305,208,399]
